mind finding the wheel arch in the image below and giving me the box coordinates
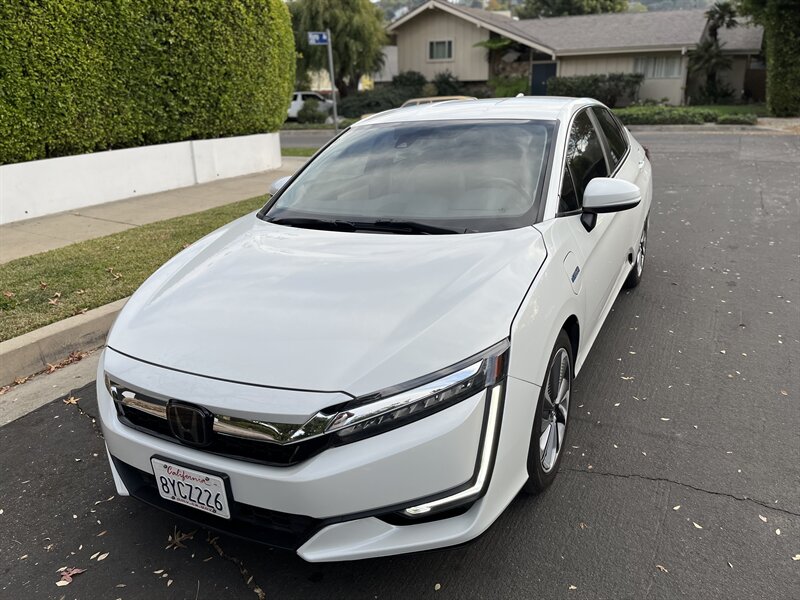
[562,315,580,364]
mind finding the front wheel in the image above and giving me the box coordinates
[522,331,573,495]
[623,217,648,289]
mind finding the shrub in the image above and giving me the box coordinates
[339,87,408,118]
[489,76,529,97]
[392,71,427,93]
[613,106,706,125]
[546,73,644,107]
[432,71,464,96]
[716,113,758,125]
[297,98,327,124]
[0,0,295,165]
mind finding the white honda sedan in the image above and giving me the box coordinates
[98,97,651,562]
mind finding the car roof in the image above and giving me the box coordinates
[353,96,596,126]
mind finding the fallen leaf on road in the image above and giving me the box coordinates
[568,585,577,590]
[63,396,79,405]
[167,580,173,587]
[96,530,107,537]
[775,529,781,535]
[792,555,800,561]
[90,552,99,560]
[727,562,733,569]
[693,522,703,529]
[621,376,634,381]
[660,418,670,421]
[57,567,86,586]
[97,552,109,561]
[434,583,441,591]
[656,565,668,573]
[673,505,681,511]
[780,390,788,396]
[166,527,196,550]
[759,515,767,523]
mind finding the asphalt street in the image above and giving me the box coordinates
[2,130,799,600]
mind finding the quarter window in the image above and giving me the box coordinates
[592,107,629,171]
[559,110,609,211]
[429,40,453,61]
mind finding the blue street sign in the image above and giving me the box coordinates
[307,32,329,46]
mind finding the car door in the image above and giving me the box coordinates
[590,105,649,279]
[556,108,631,334]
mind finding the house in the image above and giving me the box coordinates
[386,0,764,105]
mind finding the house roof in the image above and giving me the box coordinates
[388,1,763,57]
[514,9,708,55]
[718,21,763,53]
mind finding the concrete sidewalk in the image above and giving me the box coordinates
[0,156,307,264]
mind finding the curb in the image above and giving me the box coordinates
[0,298,127,386]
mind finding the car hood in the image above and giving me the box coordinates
[108,215,546,396]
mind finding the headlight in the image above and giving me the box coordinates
[328,340,509,444]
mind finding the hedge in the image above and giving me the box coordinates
[0,0,295,165]
[613,106,758,125]
[546,73,644,108]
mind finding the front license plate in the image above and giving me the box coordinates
[151,458,231,519]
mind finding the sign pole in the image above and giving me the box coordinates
[326,29,339,133]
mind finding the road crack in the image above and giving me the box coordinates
[65,397,105,440]
[207,532,266,600]
[564,467,800,518]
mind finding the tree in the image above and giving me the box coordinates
[706,1,738,40]
[291,0,388,98]
[515,0,627,18]
[689,2,738,103]
[737,0,800,116]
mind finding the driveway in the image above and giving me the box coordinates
[2,130,798,600]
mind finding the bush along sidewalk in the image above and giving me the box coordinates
[613,105,759,125]
[0,196,267,342]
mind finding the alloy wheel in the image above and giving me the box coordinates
[636,223,647,277]
[539,348,570,473]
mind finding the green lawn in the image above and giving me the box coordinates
[282,147,318,157]
[689,104,768,117]
[0,196,267,342]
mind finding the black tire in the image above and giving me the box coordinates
[623,217,648,289]
[522,330,574,495]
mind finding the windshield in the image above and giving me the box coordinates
[261,120,555,233]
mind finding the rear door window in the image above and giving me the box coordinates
[592,107,629,171]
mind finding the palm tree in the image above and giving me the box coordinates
[706,1,739,42]
[690,2,738,102]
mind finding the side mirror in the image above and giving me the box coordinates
[581,178,641,232]
[583,178,641,213]
[269,176,292,197]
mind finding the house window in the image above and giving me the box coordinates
[634,56,682,79]
[428,40,453,61]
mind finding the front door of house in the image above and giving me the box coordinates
[531,63,557,95]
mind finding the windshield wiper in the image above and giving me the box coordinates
[267,217,468,235]
[265,217,355,231]
[338,219,467,235]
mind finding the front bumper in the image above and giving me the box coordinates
[98,354,538,561]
